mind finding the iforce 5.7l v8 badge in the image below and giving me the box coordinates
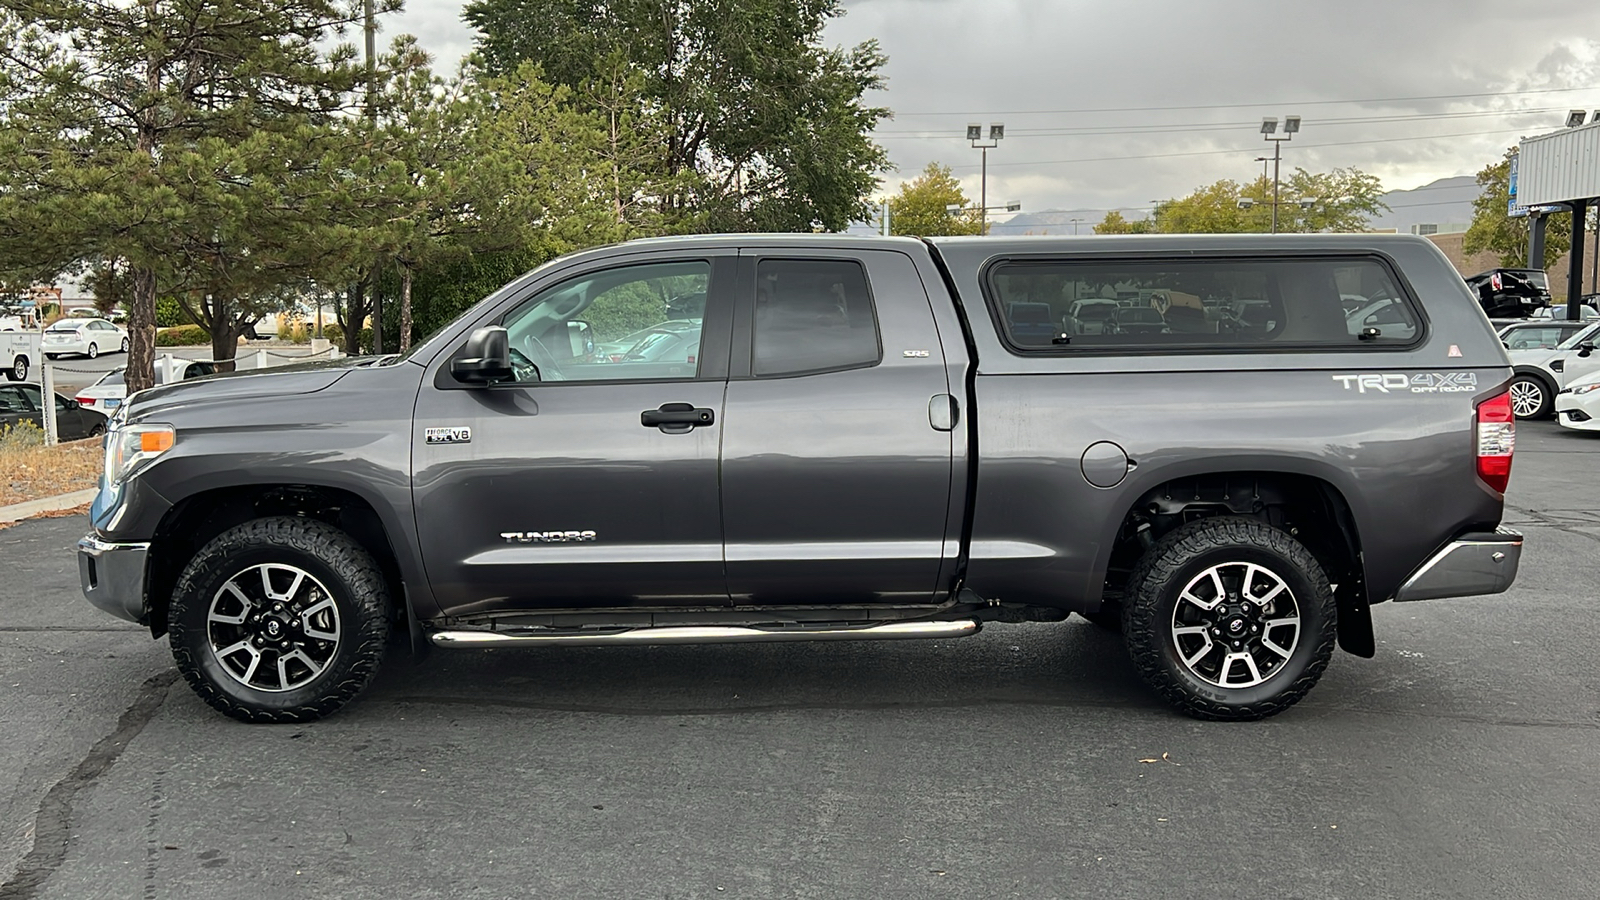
[425,426,472,445]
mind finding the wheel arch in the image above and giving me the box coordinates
[1097,462,1373,657]
[145,484,418,652]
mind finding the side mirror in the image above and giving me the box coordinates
[567,320,594,360]
[451,326,515,384]
[1579,340,1596,358]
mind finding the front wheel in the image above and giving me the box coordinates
[1123,516,1336,720]
[5,356,23,381]
[168,517,391,723]
[1509,374,1551,419]
[120,337,129,353]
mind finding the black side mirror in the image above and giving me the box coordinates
[1579,340,1596,358]
[451,326,515,384]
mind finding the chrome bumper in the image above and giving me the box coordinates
[1394,528,1522,602]
[77,535,150,624]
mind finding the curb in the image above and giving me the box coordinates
[0,489,98,525]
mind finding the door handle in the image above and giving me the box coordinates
[641,402,715,434]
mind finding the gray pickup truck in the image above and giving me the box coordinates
[78,234,1523,722]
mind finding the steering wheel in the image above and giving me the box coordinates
[514,333,567,381]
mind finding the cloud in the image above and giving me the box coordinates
[390,0,1600,219]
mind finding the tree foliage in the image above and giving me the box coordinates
[886,162,982,237]
[1094,211,1155,235]
[1463,149,1572,270]
[463,0,891,232]
[0,0,389,388]
[1150,169,1387,235]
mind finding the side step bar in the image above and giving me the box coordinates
[430,619,981,649]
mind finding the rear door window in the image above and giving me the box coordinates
[752,259,881,377]
[987,256,1421,352]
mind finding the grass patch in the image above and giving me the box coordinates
[0,428,102,508]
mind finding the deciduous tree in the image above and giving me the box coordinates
[463,0,891,233]
[886,163,983,237]
[1464,149,1571,269]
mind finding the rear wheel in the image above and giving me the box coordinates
[1509,374,1552,419]
[5,356,23,381]
[1123,516,1336,720]
[168,517,390,723]
[85,342,98,360]
[119,337,129,353]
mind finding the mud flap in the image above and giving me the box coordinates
[1336,588,1375,657]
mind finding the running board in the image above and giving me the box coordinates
[430,619,981,649]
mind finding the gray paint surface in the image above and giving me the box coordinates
[89,232,1512,633]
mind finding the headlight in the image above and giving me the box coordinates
[1574,383,1600,395]
[105,424,175,486]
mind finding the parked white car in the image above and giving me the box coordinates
[1556,370,1600,432]
[1507,320,1600,419]
[42,317,128,359]
[75,359,218,416]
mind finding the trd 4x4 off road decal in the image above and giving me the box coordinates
[1332,372,1478,394]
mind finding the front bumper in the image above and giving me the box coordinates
[1394,528,1522,602]
[77,535,149,624]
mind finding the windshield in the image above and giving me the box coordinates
[95,368,126,387]
[1556,322,1600,350]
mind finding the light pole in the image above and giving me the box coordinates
[967,123,1005,234]
[1069,218,1084,235]
[1260,115,1301,234]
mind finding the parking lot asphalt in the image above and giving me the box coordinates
[42,345,332,394]
[1,421,1597,899]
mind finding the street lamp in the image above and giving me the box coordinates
[1069,217,1084,235]
[967,122,1005,234]
[1260,114,1301,234]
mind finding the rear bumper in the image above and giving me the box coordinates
[1393,528,1522,602]
[77,535,149,624]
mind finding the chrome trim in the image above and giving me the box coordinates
[430,619,981,648]
[969,539,1057,559]
[724,541,945,562]
[1394,528,1522,602]
[465,543,723,565]
[77,535,150,624]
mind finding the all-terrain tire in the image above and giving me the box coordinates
[168,517,390,723]
[1122,516,1336,721]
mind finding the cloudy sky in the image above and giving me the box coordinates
[387,0,1600,218]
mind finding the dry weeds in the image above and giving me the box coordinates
[0,438,102,509]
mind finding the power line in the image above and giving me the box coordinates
[876,107,1571,139]
[946,127,1531,170]
[893,86,1600,118]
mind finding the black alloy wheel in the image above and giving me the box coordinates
[169,517,391,723]
[1123,516,1336,720]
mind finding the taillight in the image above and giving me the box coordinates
[1475,390,1515,493]
[75,396,92,406]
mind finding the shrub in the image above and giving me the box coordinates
[155,297,194,328]
[0,419,45,453]
[155,324,209,346]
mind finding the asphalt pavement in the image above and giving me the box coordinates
[42,345,333,395]
[1,421,1597,899]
